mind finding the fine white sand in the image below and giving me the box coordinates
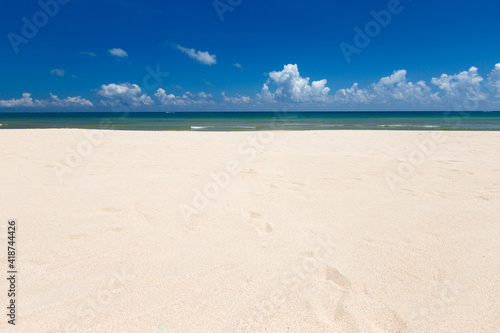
[0,129,499,332]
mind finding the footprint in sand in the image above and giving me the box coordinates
[474,195,490,201]
[245,210,274,236]
[309,265,407,332]
[309,265,359,331]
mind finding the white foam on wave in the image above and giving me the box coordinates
[191,126,214,130]
[319,124,345,127]
[378,124,406,128]
[378,124,440,128]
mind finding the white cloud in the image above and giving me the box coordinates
[258,64,330,103]
[0,93,93,108]
[50,68,65,77]
[233,63,242,68]
[256,83,274,102]
[431,66,486,101]
[176,45,216,66]
[222,92,251,104]
[372,70,438,103]
[198,92,213,98]
[334,83,371,104]
[108,48,128,58]
[0,93,45,107]
[97,83,152,106]
[487,63,500,98]
[333,70,439,106]
[139,95,154,105]
[98,83,140,99]
[49,94,94,107]
[155,88,214,106]
[155,88,185,105]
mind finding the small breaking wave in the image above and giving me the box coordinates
[378,124,406,128]
[377,124,441,129]
[191,126,214,130]
[231,126,256,129]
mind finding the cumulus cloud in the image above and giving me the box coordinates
[0,93,93,108]
[256,83,274,102]
[233,63,242,68]
[50,69,65,77]
[0,93,45,107]
[487,63,500,98]
[222,92,251,104]
[108,48,128,58]
[49,93,94,107]
[255,63,500,109]
[431,66,486,102]
[155,88,186,105]
[155,88,214,106]
[373,70,438,103]
[334,83,371,104]
[258,64,330,103]
[176,45,216,65]
[334,70,439,106]
[98,83,152,106]
[198,92,213,99]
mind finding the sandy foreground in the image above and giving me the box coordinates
[0,129,499,332]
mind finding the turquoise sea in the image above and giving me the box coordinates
[1,112,500,131]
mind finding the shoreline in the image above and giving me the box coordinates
[2,111,500,131]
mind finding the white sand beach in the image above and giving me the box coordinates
[0,129,499,332]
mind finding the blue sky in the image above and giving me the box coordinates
[1,0,500,111]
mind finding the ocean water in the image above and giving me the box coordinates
[1,111,500,131]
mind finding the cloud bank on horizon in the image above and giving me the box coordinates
[0,93,93,108]
[2,62,500,111]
